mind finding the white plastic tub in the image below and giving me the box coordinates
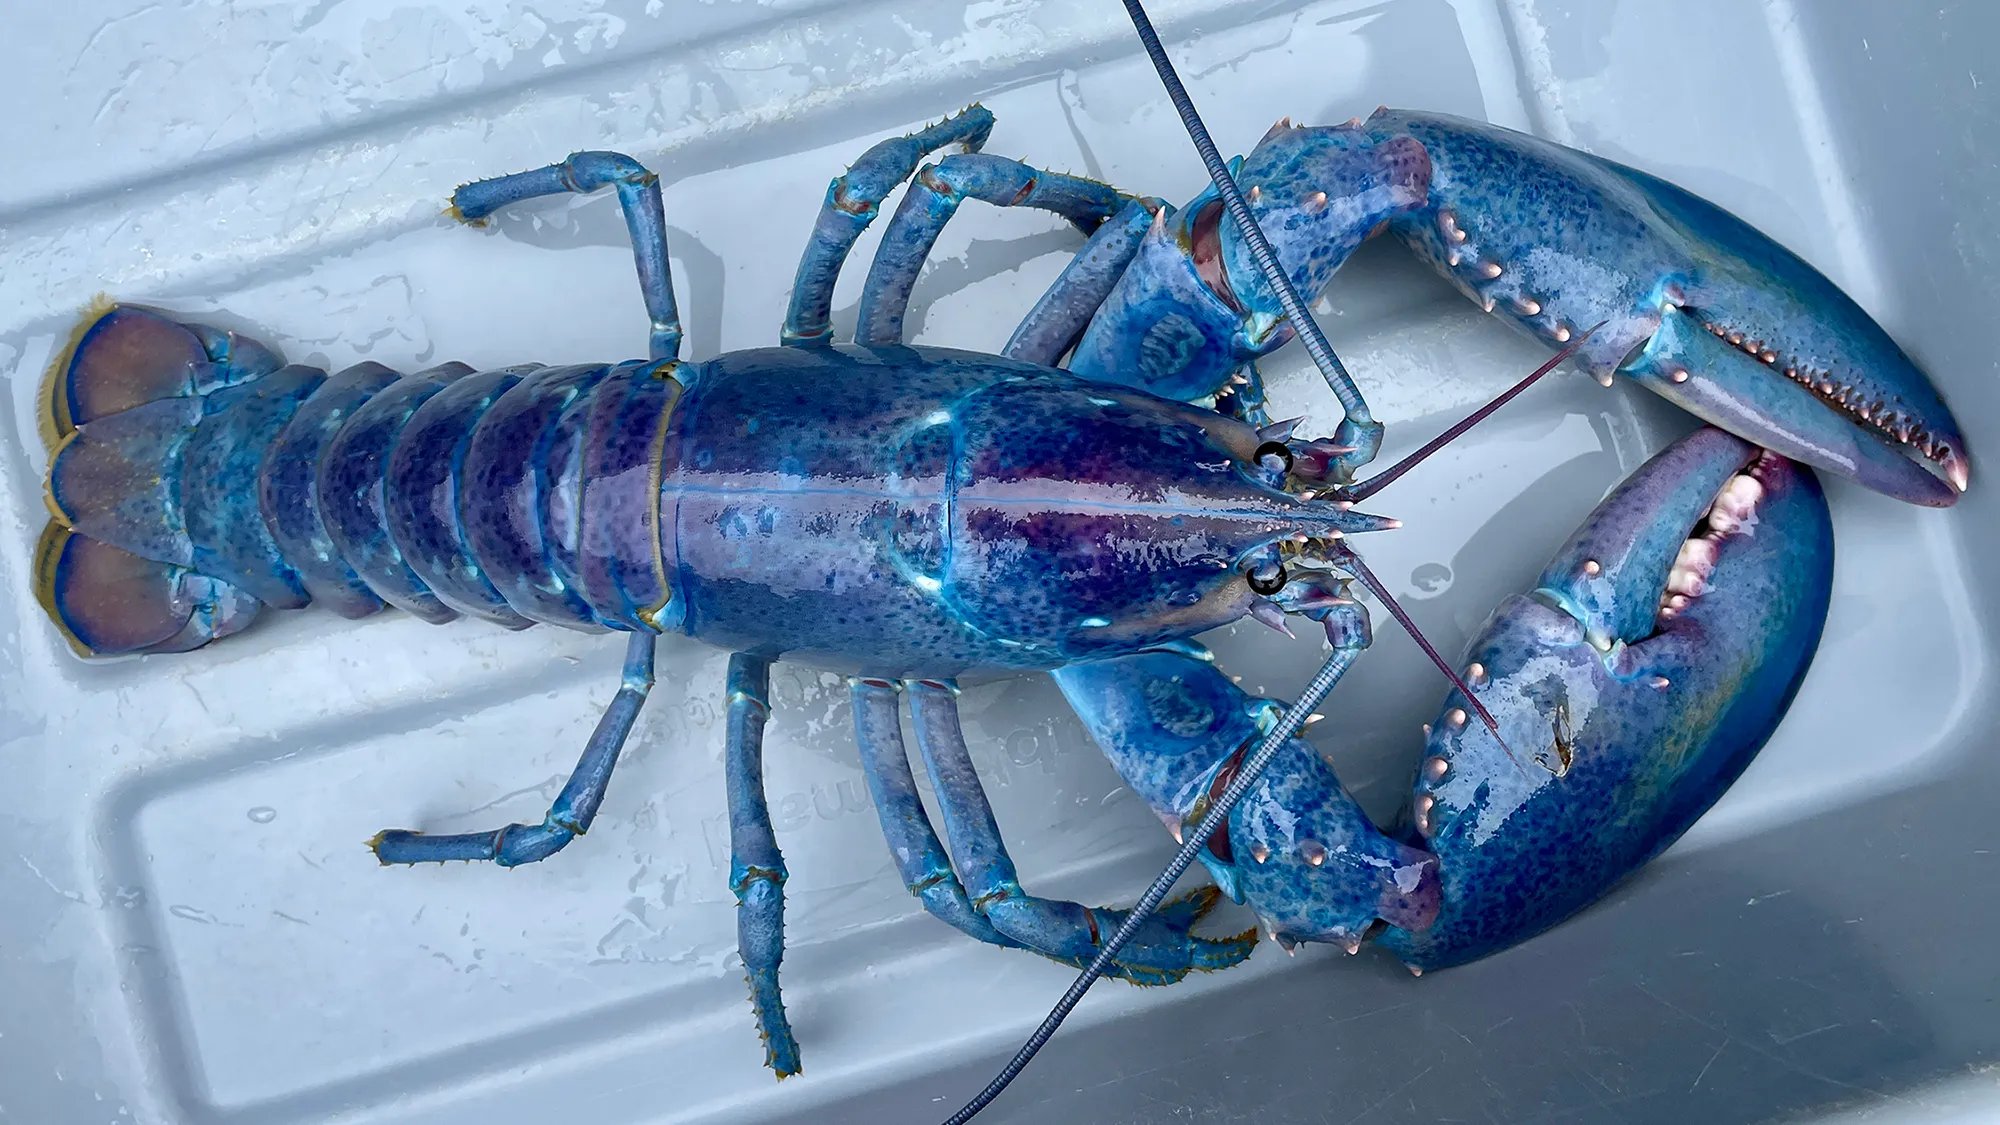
[2,2,1994,1122]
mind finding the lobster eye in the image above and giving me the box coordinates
[1254,441,1294,475]
[1247,563,1288,595]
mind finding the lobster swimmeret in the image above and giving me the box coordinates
[30,101,1962,1078]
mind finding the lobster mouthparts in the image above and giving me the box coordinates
[1379,427,1834,968]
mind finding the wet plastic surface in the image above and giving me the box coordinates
[1,2,1995,1122]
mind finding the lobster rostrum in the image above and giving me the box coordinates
[24,95,1958,1084]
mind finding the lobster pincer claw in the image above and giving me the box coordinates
[1361,108,1969,506]
[1378,426,1835,970]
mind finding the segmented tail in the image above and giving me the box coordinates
[33,302,682,658]
[35,303,307,656]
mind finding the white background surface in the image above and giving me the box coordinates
[1,2,1994,1122]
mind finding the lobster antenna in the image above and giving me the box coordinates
[1341,323,1604,503]
[944,2,1387,1120]
[1333,544,1522,764]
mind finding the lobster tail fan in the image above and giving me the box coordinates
[40,301,285,448]
[33,524,260,657]
[45,302,202,445]
[43,396,201,566]
[34,300,288,658]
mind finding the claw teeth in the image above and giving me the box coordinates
[1709,473,1764,531]
[1666,537,1719,598]
[1482,262,1503,279]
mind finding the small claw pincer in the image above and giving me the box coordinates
[1381,426,1834,969]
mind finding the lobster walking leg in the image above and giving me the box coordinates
[722,654,800,1078]
[1003,200,1156,365]
[849,679,1022,948]
[781,106,997,346]
[854,154,1130,345]
[369,633,658,866]
[905,680,1255,983]
[450,152,683,361]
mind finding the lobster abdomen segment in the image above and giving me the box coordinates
[317,362,478,625]
[457,363,608,628]
[35,305,680,656]
[261,360,402,619]
[387,368,536,627]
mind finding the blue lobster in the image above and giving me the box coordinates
[29,100,1962,1080]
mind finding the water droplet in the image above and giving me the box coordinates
[247,806,277,824]
[1409,562,1453,596]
